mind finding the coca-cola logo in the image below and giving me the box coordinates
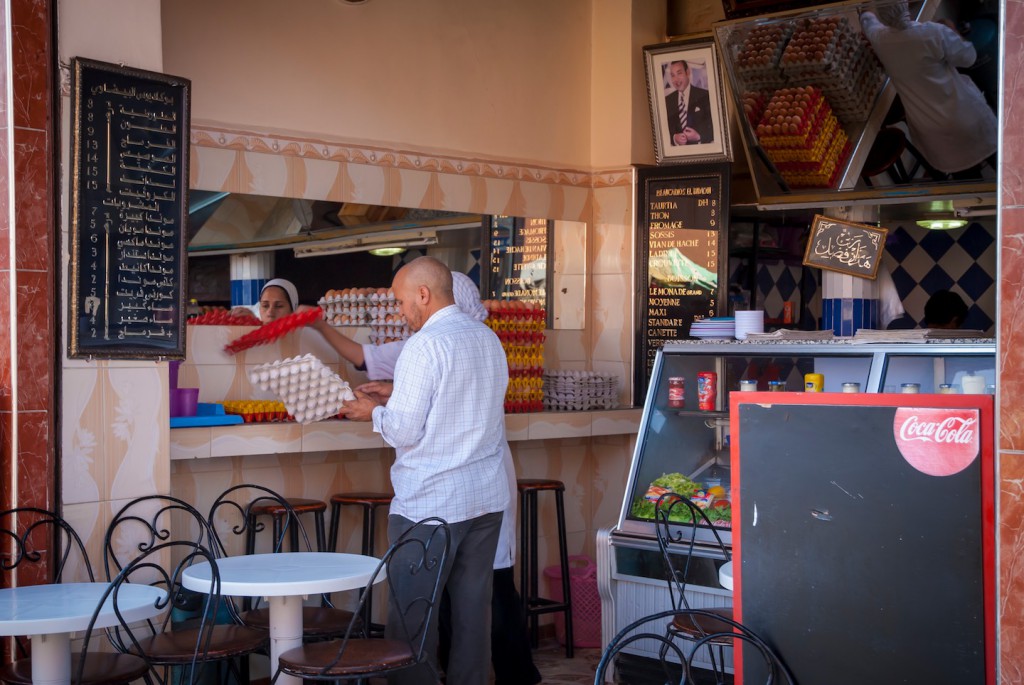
[893,408,979,476]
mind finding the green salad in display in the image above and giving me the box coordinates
[630,472,732,525]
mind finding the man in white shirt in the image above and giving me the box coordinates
[340,256,509,685]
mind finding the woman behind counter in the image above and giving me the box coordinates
[229,277,299,324]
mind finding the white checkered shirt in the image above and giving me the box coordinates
[372,305,510,524]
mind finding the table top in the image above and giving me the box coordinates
[719,561,733,591]
[0,582,166,636]
[181,552,382,597]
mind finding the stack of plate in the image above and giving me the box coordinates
[734,310,765,340]
[689,317,735,340]
[542,370,620,411]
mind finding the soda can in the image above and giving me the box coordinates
[697,372,717,410]
[667,377,685,408]
[783,301,794,324]
[804,373,824,392]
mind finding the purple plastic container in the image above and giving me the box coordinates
[170,388,199,418]
[168,360,182,391]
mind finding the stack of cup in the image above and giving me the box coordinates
[734,310,765,340]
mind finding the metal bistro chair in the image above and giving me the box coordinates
[80,540,227,685]
[270,517,451,684]
[594,609,796,685]
[207,483,360,639]
[104,495,267,684]
[0,507,149,685]
[654,492,735,680]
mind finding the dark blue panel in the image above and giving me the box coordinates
[884,225,918,262]
[957,263,995,301]
[955,222,995,260]
[964,304,994,332]
[776,269,797,301]
[919,265,955,294]
[918,229,956,262]
[889,265,917,300]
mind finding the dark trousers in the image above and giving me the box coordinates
[439,567,542,685]
[388,512,502,685]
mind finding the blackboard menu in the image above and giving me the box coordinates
[801,213,887,279]
[634,165,729,405]
[68,58,190,359]
[486,216,553,312]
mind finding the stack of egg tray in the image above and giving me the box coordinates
[220,400,290,423]
[732,23,792,91]
[319,288,411,344]
[782,22,883,125]
[542,370,620,412]
[484,301,545,413]
[249,353,356,425]
[757,88,850,189]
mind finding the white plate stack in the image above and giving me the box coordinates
[542,370,620,411]
[689,317,736,340]
[734,310,765,340]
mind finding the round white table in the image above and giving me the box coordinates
[181,552,382,685]
[0,582,166,685]
[719,561,733,591]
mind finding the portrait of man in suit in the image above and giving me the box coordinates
[664,60,715,146]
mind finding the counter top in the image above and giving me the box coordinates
[170,408,642,460]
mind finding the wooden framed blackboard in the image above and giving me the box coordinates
[732,394,994,685]
[485,215,553,323]
[634,164,729,405]
[68,58,190,359]
[801,213,887,279]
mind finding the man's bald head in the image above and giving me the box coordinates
[392,256,456,331]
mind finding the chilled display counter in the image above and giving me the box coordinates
[596,338,995,674]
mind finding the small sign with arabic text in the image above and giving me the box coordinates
[802,214,887,280]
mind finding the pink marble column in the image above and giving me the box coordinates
[0,0,56,591]
[1000,1,1024,681]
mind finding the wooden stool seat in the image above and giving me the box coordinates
[329,491,394,638]
[517,478,573,658]
[246,497,328,553]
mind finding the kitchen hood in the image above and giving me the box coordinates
[187,191,483,256]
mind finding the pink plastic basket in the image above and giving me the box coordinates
[543,555,602,648]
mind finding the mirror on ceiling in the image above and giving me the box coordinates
[185,190,587,331]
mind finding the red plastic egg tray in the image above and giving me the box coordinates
[224,307,323,355]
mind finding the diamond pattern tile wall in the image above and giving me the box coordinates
[727,219,995,335]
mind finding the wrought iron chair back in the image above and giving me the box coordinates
[206,483,314,558]
[654,492,731,616]
[593,608,796,685]
[270,516,451,683]
[78,540,222,685]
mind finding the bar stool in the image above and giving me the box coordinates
[329,491,394,637]
[517,478,573,658]
[245,497,328,554]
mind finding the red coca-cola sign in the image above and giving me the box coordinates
[893,408,979,476]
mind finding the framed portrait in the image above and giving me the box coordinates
[644,36,731,165]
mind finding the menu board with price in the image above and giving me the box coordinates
[634,165,729,404]
[486,216,553,312]
[68,58,190,359]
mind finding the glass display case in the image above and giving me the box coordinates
[597,338,995,661]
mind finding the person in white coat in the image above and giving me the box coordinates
[860,2,997,177]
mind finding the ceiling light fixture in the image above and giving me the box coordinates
[368,247,407,257]
[293,231,438,258]
[915,218,968,230]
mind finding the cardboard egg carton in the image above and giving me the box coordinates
[249,353,356,424]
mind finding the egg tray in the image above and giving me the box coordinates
[224,307,324,355]
[248,353,356,425]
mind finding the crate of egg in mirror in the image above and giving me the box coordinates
[483,300,545,413]
[542,370,620,412]
[248,353,356,424]
[318,287,411,344]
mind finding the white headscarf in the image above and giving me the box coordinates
[261,278,299,312]
[451,271,487,321]
[876,1,911,29]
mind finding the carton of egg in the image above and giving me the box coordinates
[249,353,356,424]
